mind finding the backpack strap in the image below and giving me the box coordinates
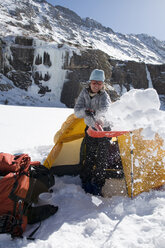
[27,222,41,240]
[11,200,24,238]
[9,174,19,202]
[8,174,29,238]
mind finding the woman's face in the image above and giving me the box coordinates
[90,80,104,93]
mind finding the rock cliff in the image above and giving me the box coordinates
[0,36,164,108]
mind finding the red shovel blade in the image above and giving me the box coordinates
[87,126,129,138]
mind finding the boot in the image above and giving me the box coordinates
[27,205,58,224]
[91,183,103,196]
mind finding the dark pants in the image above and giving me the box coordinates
[80,127,111,195]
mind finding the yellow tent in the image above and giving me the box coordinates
[43,114,165,198]
[44,114,86,171]
[118,129,165,197]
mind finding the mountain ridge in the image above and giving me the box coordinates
[0,0,165,64]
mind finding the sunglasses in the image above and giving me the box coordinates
[91,81,103,86]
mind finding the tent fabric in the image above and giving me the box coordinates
[54,114,86,144]
[118,129,165,197]
[43,114,165,198]
[43,114,86,169]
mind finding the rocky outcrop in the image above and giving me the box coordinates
[0,39,3,72]
[61,49,113,107]
[147,64,165,95]
[3,37,34,90]
[0,36,165,108]
[61,52,165,107]
[110,60,148,91]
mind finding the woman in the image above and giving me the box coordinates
[74,69,112,196]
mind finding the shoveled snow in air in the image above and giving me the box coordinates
[0,88,165,248]
[107,88,165,143]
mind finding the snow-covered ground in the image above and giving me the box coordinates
[0,88,165,248]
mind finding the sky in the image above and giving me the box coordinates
[46,0,165,41]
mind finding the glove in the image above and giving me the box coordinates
[85,109,95,117]
[95,121,103,131]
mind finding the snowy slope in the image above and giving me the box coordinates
[0,88,165,248]
[0,0,165,64]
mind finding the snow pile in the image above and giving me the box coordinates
[108,88,165,143]
[0,88,165,248]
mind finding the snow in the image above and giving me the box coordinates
[0,0,165,111]
[0,105,73,155]
[146,65,153,88]
[1,40,80,107]
[31,40,78,105]
[0,88,165,247]
[0,0,165,64]
[107,88,165,143]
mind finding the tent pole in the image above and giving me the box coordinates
[130,132,134,199]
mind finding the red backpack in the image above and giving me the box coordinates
[0,153,31,175]
[0,153,31,237]
[0,153,56,239]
